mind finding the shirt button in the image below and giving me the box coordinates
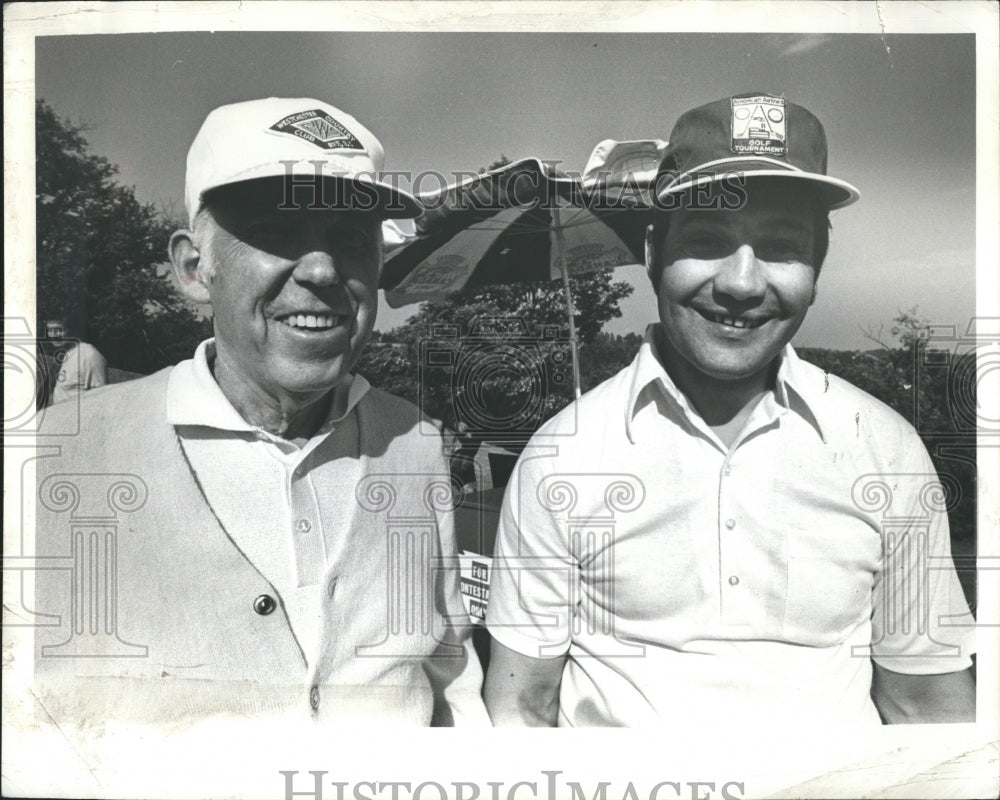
[728,575,740,586]
[723,466,731,476]
[253,594,277,615]
[725,518,736,530]
[309,685,320,712]
[295,518,312,533]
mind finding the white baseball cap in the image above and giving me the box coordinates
[580,138,669,190]
[184,97,421,225]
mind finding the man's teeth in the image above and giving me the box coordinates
[280,314,340,329]
[707,312,763,329]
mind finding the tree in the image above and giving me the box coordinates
[36,100,210,374]
[358,153,636,435]
[358,272,633,437]
[579,331,643,388]
[891,305,932,350]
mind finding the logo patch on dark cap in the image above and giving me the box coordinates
[270,109,364,151]
[731,96,786,156]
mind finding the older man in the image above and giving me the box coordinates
[34,98,486,727]
[484,93,975,727]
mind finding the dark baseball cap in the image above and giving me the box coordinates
[655,92,860,210]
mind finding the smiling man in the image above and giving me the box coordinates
[33,98,487,729]
[483,93,976,727]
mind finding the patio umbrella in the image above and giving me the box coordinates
[380,140,668,397]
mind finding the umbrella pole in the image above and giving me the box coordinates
[552,207,582,399]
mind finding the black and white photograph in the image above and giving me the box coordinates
[3,2,998,798]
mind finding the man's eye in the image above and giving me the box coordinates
[756,240,808,262]
[680,236,730,258]
[242,222,289,242]
[331,227,374,250]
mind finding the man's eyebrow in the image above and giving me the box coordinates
[755,215,813,234]
[761,217,812,236]
[674,216,732,232]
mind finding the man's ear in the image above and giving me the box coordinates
[644,224,657,286]
[169,229,211,304]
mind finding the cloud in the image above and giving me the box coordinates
[779,34,837,58]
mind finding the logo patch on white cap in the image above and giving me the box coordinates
[731,96,786,156]
[270,109,364,151]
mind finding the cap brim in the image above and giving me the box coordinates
[658,164,860,211]
[199,166,422,220]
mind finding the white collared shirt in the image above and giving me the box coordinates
[166,339,369,666]
[487,324,974,728]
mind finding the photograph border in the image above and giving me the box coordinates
[4,3,999,799]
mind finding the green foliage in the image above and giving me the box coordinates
[358,273,634,434]
[579,331,643,389]
[36,100,210,374]
[799,309,961,434]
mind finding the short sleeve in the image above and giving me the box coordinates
[82,345,108,388]
[485,452,579,659]
[870,434,976,674]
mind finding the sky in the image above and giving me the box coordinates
[33,28,978,350]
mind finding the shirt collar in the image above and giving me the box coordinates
[771,343,827,442]
[166,339,370,437]
[623,325,688,444]
[624,324,826,444]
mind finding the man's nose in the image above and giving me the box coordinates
[714,244,767,300]
[292,247,340,287]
